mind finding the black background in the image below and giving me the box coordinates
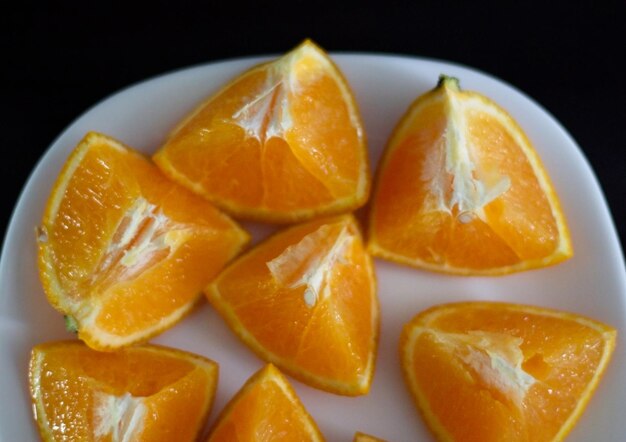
[2,2,625,256]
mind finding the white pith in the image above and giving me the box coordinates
[424,86,511,219]
[231,44,332,142]
[432,329,536,403]
[267,223,353,308]
[68,197,193,337]
[93,391,146,442]
[105,198,171,269]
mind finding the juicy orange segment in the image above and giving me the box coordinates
[37,132,249,350]
[368,76,572,275]
[29,341,218,442]
[206,364,324,441]
[154,39,369,222]
[206,215,378,395]
[353,431,387,441]
[400,302,616,442]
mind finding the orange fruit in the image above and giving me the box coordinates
[400,302,616,442]
[29,340,218,441]
[206,364,324,441]
[37,132,249,350]
[153,39,369,223]
[368,76,572,275]
[353,431,387,441]
[206,214,378,395]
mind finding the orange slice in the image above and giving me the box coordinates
[29,341,218,441]
[353,431,387,441]
[154,39,369,223]
[206,364,324,441]
[400,302,616,441]
[368,76,572,275]
[37,132,249,350]
[206,214,378,395]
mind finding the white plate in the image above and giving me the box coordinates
[1,54,625,442]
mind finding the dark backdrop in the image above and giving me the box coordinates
[2,2,625,256]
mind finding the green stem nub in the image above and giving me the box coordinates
[437,74,461,90]
[64,315,79,334]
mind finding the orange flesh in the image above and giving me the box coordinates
[470,111,558,259]
[38,133,248,348]
[369,79,570,273]
[207,365,322,441]
[154,40,368,221]
[207,215,378,395]
[285,51,362,198]
[401,303,616,442]
[30,342,218,442]
[353,431,387,441]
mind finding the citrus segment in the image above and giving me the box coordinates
[368,76,572,275]
[29,341,218,441]
[37,132,249,350]
[206,215,378,395]
[154,39,369,222]
[206,364,324,441]
[353,431,387,441]
[400,302,616,441]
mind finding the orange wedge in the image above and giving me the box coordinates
[29,341,218,441]
[37,132,249,350]
[354,431,387,441]
[154,39,369,223]
[400,302,616,441]
[206,364,324,441]
[368,76,572,275]
[206,214,378,395]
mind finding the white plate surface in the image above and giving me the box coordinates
[1,54,625,442]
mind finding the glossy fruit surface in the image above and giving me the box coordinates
[29,341,218,441]
[206,214,378,395]
[154,40,369,223]
[37,132,248,349]
[369,76,572,275]
[400,302,616,441]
